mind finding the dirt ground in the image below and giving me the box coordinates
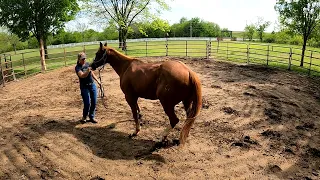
[0,57,320,180]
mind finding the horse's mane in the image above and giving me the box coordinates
[106,46,141,62]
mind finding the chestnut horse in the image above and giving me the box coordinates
[90,42,202,145]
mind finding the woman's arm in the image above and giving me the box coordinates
[77,67,91,78]
[91,71,101,86]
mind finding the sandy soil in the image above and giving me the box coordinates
[0,57,319,180]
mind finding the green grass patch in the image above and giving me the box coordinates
[1,40,320,81]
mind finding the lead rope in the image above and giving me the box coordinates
[98,64,108,109]
[97,51,108,109]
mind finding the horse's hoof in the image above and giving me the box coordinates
[138,114,143,119]
[128,133,137,138]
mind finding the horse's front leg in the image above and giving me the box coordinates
[125,95,140,138]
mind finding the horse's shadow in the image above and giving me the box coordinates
[26,119,167,162]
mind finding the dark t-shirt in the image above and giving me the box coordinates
[75,62,94,88]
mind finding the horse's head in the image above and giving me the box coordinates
[90,42,109,70]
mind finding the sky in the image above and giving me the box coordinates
[66,0,280,32]
[159,0,279,32]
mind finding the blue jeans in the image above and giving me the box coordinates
[80,83,97,120]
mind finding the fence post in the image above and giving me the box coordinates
[217,40,220,53]
[267,45,270,66]
[186,40,188,57]
[22,53,26,75]
[64,48,66,66]
[206,41,209,59]
[308,50,313,76]
[166,38,168,56]
[145,41,148,57]
[209,39,212,58]
[227,42,229,60]
[288,47,292,70]
[0,55,4,87]
[247,44,250,64]
[83,45,86,53]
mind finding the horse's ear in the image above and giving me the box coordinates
[104,42,108,46]
[100,42,103,48]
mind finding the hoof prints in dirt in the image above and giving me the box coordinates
[296,122,315,130]
[264,108,282,122]
[267,164,282,173]
[231,136,259,149]
[243,92,256,97]
[261,129,281,139]
[307,148,320,158]
[202,97,212,109]
[222,107,238,115]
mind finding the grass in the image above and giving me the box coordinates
[1,40,320,81]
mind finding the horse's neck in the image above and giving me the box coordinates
[109,54,133,77]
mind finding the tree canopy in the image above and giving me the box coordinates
[81,0,170,49]
[0,0,80,70]
[275,0,320,66]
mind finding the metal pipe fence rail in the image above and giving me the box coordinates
[1,39,320,87]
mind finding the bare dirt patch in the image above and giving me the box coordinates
[0,57,320,179]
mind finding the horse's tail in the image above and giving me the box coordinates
[179,70,202,145]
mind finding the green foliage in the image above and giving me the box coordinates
[244,24,256,41]
[255,17,271,42]
[81,0,170,47]
[170,17,220,37]
[275,0,320,66]
[0,0,80,42]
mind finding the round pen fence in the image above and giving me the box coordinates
[1,38,320,86]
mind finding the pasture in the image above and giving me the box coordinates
[1,39,320,83]
[0,55,319,179]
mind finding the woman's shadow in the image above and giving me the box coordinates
[26,119,167,162]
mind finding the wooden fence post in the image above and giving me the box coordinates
[145,41,148,57]
[22,53,26,75]
[186,40,188,57]
[308,50,313,76]
[64,48,66,66]
[288,47,292,70]
[0,55,4,87]
[166,38,168,56]
[227,42,229,60]
[267,45,270,66]
[247,44,250,64]
[206,41,209,59]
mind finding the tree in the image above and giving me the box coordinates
[81,0,170,50]
[0,0,79,71]
[275,0,320,67]
[244,24,256,41]
[255,17,270,42]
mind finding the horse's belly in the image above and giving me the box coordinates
[137,87,158,100]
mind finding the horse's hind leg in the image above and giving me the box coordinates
[136,104,142,120]
[125,95,140,137]
[183,99,192,116]
[160,103,180,142]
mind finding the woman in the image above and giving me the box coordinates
[75,52,101,123]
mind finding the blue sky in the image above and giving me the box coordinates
[160,0,279,32]
[66,0,279,32]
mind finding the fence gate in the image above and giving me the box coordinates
[0,54,16,86]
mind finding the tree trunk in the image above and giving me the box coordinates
[44,38,49,59]
[122,29,127,51]
[300,37,307,67]
[118,28,123,48]
[39,38,47,71]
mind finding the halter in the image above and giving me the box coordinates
[96,50,108,109]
